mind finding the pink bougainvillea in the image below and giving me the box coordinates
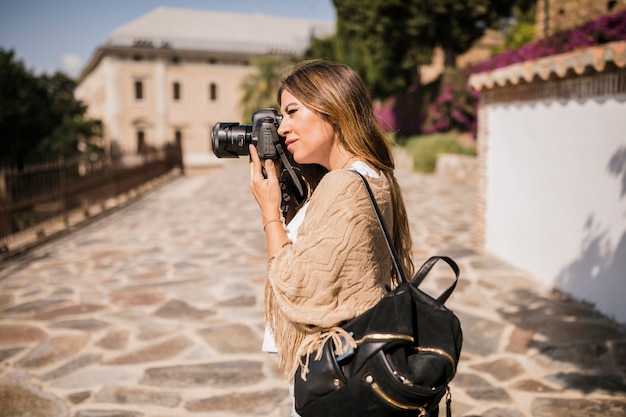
[468,10,626,74]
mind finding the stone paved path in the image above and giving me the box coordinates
[1,151,625,417]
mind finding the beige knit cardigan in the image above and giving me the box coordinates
[265,169,395,381]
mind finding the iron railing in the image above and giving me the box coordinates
[0,143,184,255]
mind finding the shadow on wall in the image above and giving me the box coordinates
[555,146,626,325]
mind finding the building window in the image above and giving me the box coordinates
[134,80,144,100]
[173,82,181,101]
[175,129,182,146]
[209,82,218,101]
[137,129,145,153]
[171,56,180,65]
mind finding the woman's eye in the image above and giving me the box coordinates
[287,109,297,115]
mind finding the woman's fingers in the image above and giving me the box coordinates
[249,145,263,182]
[248,145,282,221]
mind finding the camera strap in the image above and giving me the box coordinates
[274,140,307,204]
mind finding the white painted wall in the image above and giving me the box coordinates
[485,96,626,324]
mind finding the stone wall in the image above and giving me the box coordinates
[535,0,626,38]
[435,154,477,187]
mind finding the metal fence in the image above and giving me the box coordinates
[0,143,184,255]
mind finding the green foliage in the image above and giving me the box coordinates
[403,133,476,173]
[492,4,536,55]
[331,0,434,98]
[0,48,102,164]
[325,0,534,99]
[303,37,338,61]
[240,56,291,121]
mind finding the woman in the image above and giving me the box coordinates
[249,60,414,411]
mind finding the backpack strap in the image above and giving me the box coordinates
[352,171,460,303]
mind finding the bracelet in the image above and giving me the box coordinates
[263,219,283,231]
[281,239,293,248]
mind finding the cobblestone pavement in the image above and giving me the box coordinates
[1,151,625,417]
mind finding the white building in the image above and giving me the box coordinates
[469,41,626,324]
[75,7,333,168]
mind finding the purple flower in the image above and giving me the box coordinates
[468,10,626,74]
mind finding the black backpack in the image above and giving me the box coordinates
[294,172,463,417]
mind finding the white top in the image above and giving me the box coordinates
[262,161,380,353]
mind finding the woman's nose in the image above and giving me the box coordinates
[277,118,289,136]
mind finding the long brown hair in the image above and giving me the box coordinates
[278,60,414,281]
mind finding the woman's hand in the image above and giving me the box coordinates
[250,145,290,257]
[249,144,282,223]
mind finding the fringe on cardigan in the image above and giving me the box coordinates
[265,279,358,382]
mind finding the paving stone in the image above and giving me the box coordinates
[33,303,107,320]
[510,379,559,393]
[52,287,74,296]
[17,334,89,369]
[74,410,143,417]
[216,294,257,307]
[451,373,492,388]
[51,369,136,389]
[0,324,47,346]
[532,398,626,417]
[67,390,91,404]
[456,312,506,356]
[40,354,102,381]
[0,347,25,363]
[506,327,535,353]
[0,378,69,417]
[109,290,165,307]
[141,360,265,388]
[534,342,614,370]
[535,320,626,347]
[612,340,626,372]
[49,319,110,331]
[185,388,289,414]
[106,336,193,365]
[95,330,129,350]
[2,299,67,315]
[199,323,261,353]
[466,387,512,402]
[136,322,178,340]
[483,408,525,417]
[152,299,215,320]
[95,385,180,407]
[546,372,626,394]
[129,268,167,281]
[471,358,525,381]
[0,293,13,308]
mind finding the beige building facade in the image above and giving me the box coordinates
[75,7,333,167]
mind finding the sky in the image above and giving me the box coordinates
[0,0,336,78]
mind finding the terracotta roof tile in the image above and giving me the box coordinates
[469,40,626,90]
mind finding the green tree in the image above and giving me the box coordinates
[0,49,49,164]
[240,56,290,121]
[328,0,534,98]
[332,0,434,98]
[492,4,537,55]
[0,48,102,165]
[36,72,102,155]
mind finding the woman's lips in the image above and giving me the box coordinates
[285,138,297,150]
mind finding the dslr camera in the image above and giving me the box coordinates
[212,108,283,160]
[211,108,306,202]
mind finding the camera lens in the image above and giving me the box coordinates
[211,122,252,158]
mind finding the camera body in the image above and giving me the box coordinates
[212,109,283,159]
[211,108,307,204]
